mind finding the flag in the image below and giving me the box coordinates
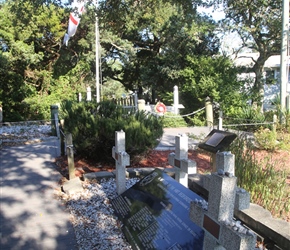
[63,0,85,46]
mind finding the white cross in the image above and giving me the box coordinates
[112,130,130,195]
[168,134,196,187]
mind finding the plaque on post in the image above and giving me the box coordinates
[111,169,204,250]
[198,129,237,153]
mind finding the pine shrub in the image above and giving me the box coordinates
[60,100,163,163]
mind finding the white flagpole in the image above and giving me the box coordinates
[280,0,289,113]
[95,0,100,103]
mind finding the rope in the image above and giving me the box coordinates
[147,107,205,118]
[223,122,274,127]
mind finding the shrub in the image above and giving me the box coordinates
[161,113,188,128]
[254,127,277,151]
[60,100,163,163]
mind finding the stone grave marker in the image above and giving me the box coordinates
[112,130,130,195]
[111,168,205,249]
[168,134,197,187]
[190,153,256,250]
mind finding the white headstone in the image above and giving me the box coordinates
[112,130,130,195]
[168,134,197,187]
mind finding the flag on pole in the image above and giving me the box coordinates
[63,1,85,46]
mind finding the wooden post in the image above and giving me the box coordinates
[54,113,60,138]
[50,105,59,136]
[66,133,75,180]
[218,111,223,130]
[205,97,213,129]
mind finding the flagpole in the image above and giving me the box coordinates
[280,0,289,115]
[95,0,100,103]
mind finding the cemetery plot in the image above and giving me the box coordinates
[112,169,204,250]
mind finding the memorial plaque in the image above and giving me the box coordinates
[111,169,204,250]
[198,129,237,153]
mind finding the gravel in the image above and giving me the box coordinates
[55,178,139,250]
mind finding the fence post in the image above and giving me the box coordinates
[54,113,60,138]
[134,91,138,110]
[50,105,59,136]
[205,97,213,128]
[86,86,92,101]
[138,99,146,111]
[218,110,223,130]
[66,133,75,180]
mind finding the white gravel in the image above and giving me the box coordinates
[56,177,139,250]
[1,124,52,141]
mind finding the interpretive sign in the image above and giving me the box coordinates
[198,129,237,153]
[111,169,204,250]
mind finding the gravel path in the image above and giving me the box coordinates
[55,178,139,250]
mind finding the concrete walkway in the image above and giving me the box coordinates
[0,139,77,250]
[156,126,213,150]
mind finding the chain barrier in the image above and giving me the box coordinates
[147,107,205,118]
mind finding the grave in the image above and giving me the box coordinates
[168,134,197,188]
[111,168,205,250]
[190,152,256,250]
[112,130,130,195]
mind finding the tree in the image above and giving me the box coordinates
[98,0,220,103]
[180,54,248,125]
[214,0,282,106]
[0,0,95,120]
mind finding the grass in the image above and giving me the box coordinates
[230,132,290,220]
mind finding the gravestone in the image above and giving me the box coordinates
[168,134,197,187]
[112,169,205,250]
[112,130,130,195]
[190,153,256,250]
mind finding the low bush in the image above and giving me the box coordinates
[161,113,188,128]
[230,134,290,218]
[60,100,163,163]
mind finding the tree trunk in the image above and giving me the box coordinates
[252,56,267,110]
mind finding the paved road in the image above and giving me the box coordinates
[0,139,77,250]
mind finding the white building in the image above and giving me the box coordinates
[233,53,290,110]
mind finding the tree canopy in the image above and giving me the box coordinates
[1,0,273,122]
[216,0,282,105]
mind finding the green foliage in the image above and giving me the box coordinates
[161,113,188,128]
[60,100,163,162]
[254,128,277,151]
[218,0,282,104]
[180,55,247,126]
[230,134,290,218]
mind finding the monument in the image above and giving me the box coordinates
[111,169,205,249]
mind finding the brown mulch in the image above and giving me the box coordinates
[54,149,213,179]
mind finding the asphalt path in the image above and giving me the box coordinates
[0,139,77,250]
